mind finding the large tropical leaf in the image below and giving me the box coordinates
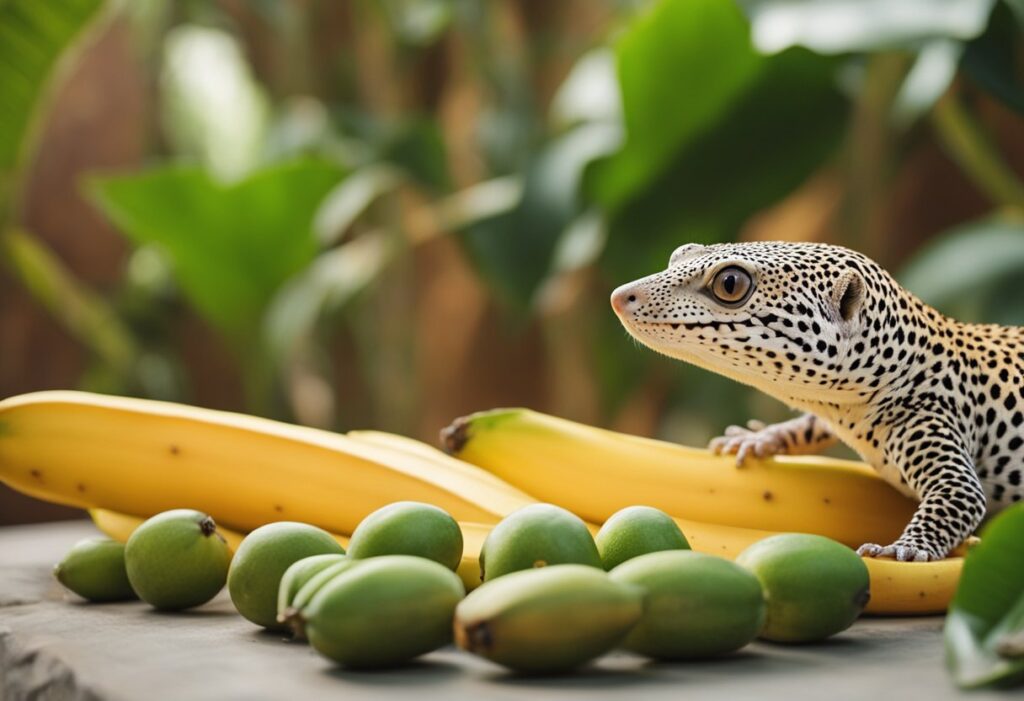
[88,159,346,348]
[738,0,996,54]
[945,504,1024,689]
[0,0,105,205]
[592,0,762,210]
[459,123,621,310]
[597,40,846,281]
[898,216,1024,320]
[961,1,1024,116]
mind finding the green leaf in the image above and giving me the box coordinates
[599,47,846,282]
[739,0,996,54]
[161,25,270,181]
[891,40,962,129]
[313,164,403,247]
[459,123,621,309]
[550,48,622,128]
[962,1,1024,116]
[379,0,454,46]
[0,0,105,202]
[945,504,1024,689]
[593,0,762,209]
[88,159,346,347]
[264,231,394,362]
[897,216,1024,312]
[381,118,451,193]
[0,228,137,377]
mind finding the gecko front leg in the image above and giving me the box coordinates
[858,420,986,561]
[709,413,837,465]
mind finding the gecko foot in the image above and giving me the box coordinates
[709,420,787,466]
[856,542,940,562]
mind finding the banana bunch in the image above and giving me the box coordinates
[2,391,961,615]
[0,391,534,535]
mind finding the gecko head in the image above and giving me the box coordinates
[610,241,903,404]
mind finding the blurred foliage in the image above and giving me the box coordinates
[945,504,1024,689]
[1,0,1023,441]
[0,0,104,205]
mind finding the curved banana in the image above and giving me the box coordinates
[442,408,917,549]
[0,391,533,535]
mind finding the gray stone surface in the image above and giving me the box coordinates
[0,521,1000,700]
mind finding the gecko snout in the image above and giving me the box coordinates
[611,283,646,317]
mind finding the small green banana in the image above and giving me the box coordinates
[454,564,643,673]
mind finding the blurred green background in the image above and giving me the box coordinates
[1,0,1023,523]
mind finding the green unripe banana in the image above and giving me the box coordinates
[304,555,465,669]
[610,550,764,659]
[227,521,345,630]
[454,564,643,673]
[279,557,359,638]
[737,533,869,643]
[54,537,136,602]
[480,503,601,581]
[347,501,463,571]
[125,509,231,611]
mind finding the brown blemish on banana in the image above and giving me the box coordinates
[29,468,43,481]
[169,444,180,456]
[273,504,284,513]
[762,490,774,502]
[76,483,87,493]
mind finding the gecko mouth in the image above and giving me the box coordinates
[628,319,724,332]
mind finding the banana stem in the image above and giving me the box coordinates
[931,92,1024,213]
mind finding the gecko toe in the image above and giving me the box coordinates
[894,545,917,562]
[857,543,884,557]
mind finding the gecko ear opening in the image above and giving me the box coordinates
[836,271,864,322]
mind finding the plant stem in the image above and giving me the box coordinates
[931,93,1024,213]
[0,228,139,378]
[842,52,912,266]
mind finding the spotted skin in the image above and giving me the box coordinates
[611,242,1022,562]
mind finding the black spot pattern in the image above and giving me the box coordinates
[612,242,1023,560]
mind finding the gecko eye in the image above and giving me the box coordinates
[710,266,753,305]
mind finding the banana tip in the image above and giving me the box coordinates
[198,516,217,538]
[440,417,471,455]
[279,608,307,640]
[453,619,492,653]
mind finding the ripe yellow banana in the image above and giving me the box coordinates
[0,391,534,535]
[346,429,530,495]
[672,515,962,615]
[443,408,917,549]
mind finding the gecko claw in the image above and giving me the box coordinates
[857,542,939,562]
[708,423,786,466]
